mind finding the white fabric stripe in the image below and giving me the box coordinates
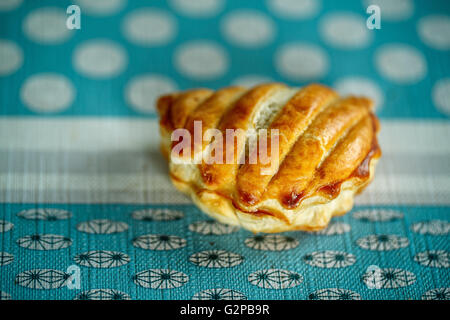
[0,173,190,204]
[0,172,449,205]
[0,117,161,151]
[0,117,449,205]
[1,117,450,153]
[377,120,450,154]
[1,151,448,175]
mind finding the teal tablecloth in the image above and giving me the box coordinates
[0,0,449,300]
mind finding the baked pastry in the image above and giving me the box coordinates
[157,83,381,233]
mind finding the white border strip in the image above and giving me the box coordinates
[2,117,450,153]
[1,118,449,205]
[0,172,448,205]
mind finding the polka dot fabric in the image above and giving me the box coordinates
[0,0,448,117]
[0,0,449,300]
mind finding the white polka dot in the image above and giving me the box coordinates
[23,7,72,44]
[267,0,320,19]
[73,40,127,78]
[362,0,413,21]
[0,40,23,76]
[174,41,228,80]
[75,0,125,16]
[334,77,384,111]
[375,44,427,84]
[122,9,176,47]
[432,78,450,116]
[126,74,177,113]
[320,12,371,49]
[169,0,223,17]
[232,75,273,87]
[21,73,75,113]
[418,15,450,50]
[0,0,22,11]
[275,43,329,81]
[221,10,275,48]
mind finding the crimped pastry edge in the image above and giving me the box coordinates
[169,158,378,233]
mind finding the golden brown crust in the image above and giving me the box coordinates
[200,83,286,191]
[156,83,382,233]
[156,93,179,131]
[184,86,247,155]
[236,84,338,206]
[267,96,373,208]
[170,89,213,129]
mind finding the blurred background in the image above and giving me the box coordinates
[0,0,449,119]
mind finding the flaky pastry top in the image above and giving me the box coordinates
[157,83,381,216]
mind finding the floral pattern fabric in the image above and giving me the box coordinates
[0,204,448,299]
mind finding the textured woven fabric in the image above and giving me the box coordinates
[0,0,449,300]
[0,204,449,300]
